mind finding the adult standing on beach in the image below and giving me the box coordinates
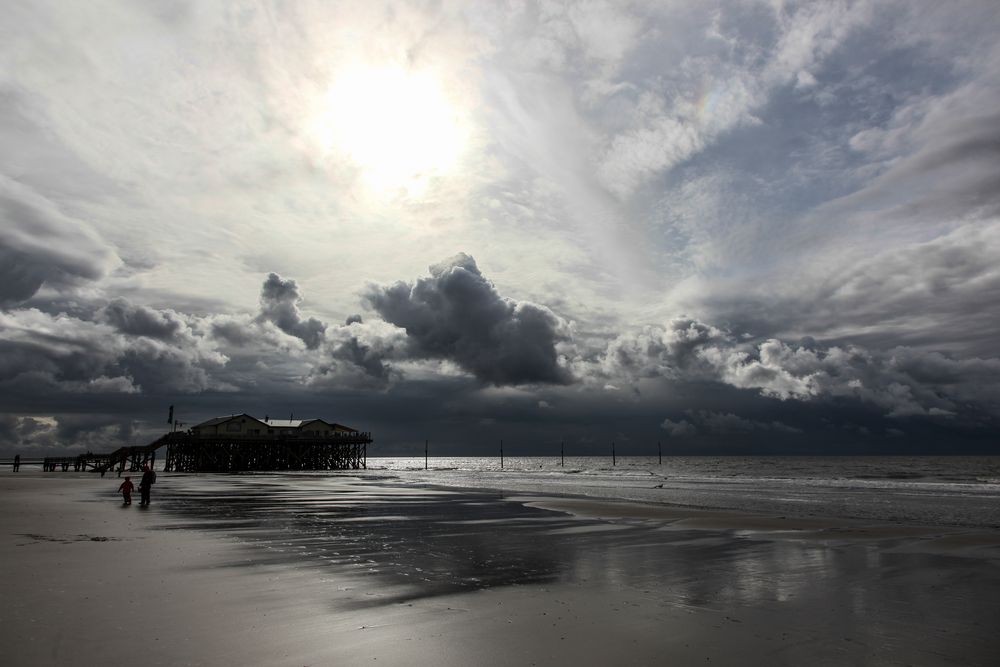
[139,464,156,506]
[12,454,19,472]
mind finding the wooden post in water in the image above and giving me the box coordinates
[612,441,616,466]
[425,439,428,470]
[658,441,661,465]
[500,439,504,469]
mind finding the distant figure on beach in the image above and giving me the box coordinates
[139,464,156,506]
[12,454,19,472]
[118,476,135,505]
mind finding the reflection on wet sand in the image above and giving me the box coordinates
[158,474,1000,662]
[160,476,576,604]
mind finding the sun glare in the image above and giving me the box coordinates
[312,64,468,196]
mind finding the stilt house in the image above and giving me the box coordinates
[164,413,371,472]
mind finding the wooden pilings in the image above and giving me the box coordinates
[163,433,371,472]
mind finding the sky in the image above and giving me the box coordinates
[2,0,999,457]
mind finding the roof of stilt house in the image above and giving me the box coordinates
[192,414,257,428]
[190,415,358,432]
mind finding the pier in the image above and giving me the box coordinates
[3,433,184,475]
[4,413,373,474]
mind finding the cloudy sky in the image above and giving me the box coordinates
[3,0,999,456]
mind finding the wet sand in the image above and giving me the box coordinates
[2,473,1000,666]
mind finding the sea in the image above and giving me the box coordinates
[357,456,1000,529]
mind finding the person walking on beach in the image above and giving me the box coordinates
[12,454,19,472]
[139,464,156,506]
[118,476,135,505]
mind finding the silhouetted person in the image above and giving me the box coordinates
[118,476,134,505]
[139,464,156,506]
[12,454,19,472]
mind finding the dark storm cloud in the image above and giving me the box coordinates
[115,340,222,394]
[0,177,115,306]
[662,410,801,438]
[364,253,572,386]
[0,311,128,388]
[660,417,697,438]
[308,319,408,389]
[0,413,142,455]
[0,306,227,398]
[0,415,58,452]
[328,337,392,383]
[102,297,183,339]
[207,277,404,388]
[257,273,327,349]
[53,414,141,450]
[99,301,228,394]
[210,318,257,347]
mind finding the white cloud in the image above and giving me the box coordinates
[599,316,1000,419]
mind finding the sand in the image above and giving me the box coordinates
[3,472,1000,666]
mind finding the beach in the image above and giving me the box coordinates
[3,468,1000,666]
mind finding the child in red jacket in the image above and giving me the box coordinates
[118,476,135,505]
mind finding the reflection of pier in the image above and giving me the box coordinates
[163,432,371,472]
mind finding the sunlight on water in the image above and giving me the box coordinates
[356,456,1000,528]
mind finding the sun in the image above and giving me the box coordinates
[311,64,468,196]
